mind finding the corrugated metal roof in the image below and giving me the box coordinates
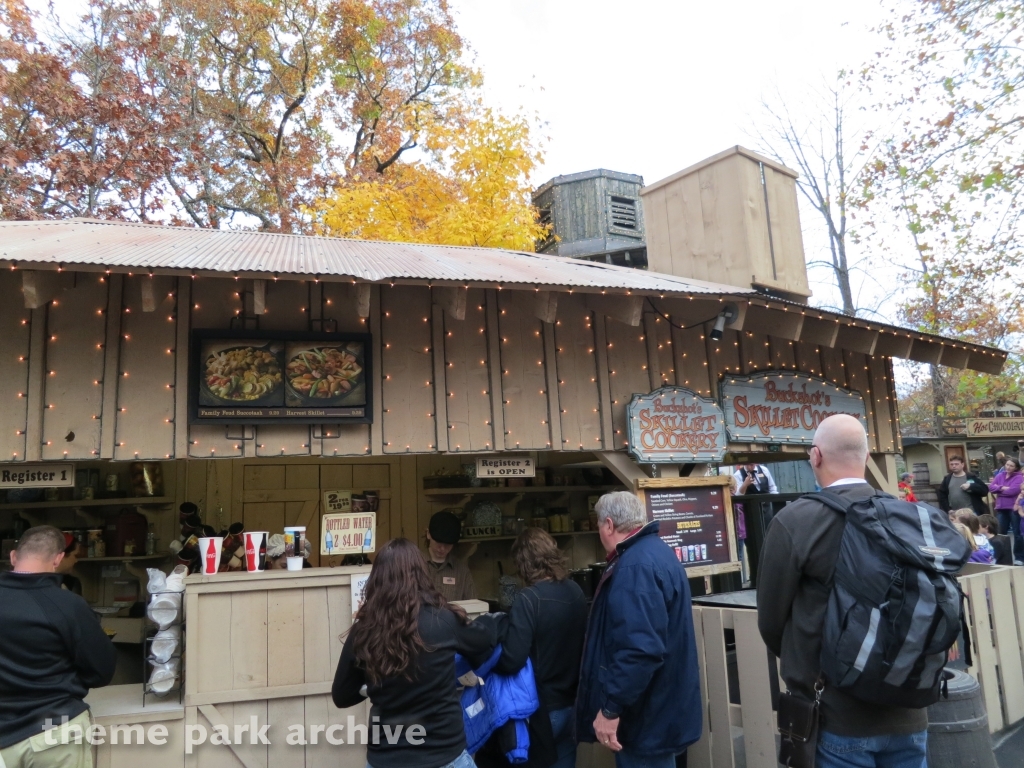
[0,218,1007,370]
[0,218,748,295]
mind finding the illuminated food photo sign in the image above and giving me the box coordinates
[721,372,865,445]
[190,330,372,424]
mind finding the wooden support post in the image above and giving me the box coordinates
[534,291,558,324]
[596,450,651,486]
[585,293,643,327]
[173,277,191,459]
[431,302,449,453]
[354,283,371,319]
[99,274,124,459]
[436,286,467,321]
[252,279,266,315]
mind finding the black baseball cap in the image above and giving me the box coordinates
[428,511,462,545]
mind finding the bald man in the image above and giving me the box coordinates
[757,415,928,768]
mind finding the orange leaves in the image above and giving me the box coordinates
[316,106,547,250]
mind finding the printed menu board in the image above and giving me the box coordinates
[190,330,372,424]
[638,479,737,572]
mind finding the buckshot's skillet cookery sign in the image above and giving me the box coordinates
[190,330,372,424]
[626,387,726,464]
[721,372,866,445]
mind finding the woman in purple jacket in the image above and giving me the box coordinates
[989,458,1024,544]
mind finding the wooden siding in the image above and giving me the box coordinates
[0,272,902,461]
[643,147,810,299]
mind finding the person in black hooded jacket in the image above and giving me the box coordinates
[0,526,116,768]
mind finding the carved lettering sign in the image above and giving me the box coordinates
[626,387,727,463]
[722,373,866,445]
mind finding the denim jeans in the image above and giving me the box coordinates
[367,749,475,768]
[997,509,1014,537]
[815,730,927,768]
[614,750,677,768]
[548,706,577,768]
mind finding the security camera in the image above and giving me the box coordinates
[708,304,738,341]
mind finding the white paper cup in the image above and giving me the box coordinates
[286,556,303,571]
[198,537,223,575]
[244,531,268,572]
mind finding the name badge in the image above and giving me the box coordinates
[443,577,456,586]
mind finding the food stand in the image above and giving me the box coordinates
[0,148,1008,768]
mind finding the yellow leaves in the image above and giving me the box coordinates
[316,106,548,251]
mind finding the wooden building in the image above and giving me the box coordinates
[533,169,647,267]
[0,146,1008,768]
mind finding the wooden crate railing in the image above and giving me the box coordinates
[959,564,1024,733]
[689,606,777,768]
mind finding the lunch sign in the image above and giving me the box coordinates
[626,374,867,458]
[189,330,372,424]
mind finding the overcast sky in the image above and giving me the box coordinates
[450,0,888,186]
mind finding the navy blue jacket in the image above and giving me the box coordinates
[575,522,702,756]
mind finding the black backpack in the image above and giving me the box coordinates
[806,490,972,709]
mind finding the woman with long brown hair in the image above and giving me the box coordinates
[333,538,497,768]
[491,527,587,768]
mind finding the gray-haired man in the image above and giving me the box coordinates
[0,526,116,768]
[575,492,702,768]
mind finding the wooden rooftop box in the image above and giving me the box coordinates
[640,146,811,301]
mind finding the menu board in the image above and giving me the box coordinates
[634,477,739,578]
[190,330,372,424]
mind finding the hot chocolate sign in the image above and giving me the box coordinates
[627,387,727,463]
[722,372,866,445]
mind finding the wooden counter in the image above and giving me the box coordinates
[86,567,608,768]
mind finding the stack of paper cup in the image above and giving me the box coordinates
[198,537,223,575]
[283,526,306,571]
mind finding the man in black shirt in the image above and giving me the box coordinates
[0,526,116,768]
[937,455,989,516]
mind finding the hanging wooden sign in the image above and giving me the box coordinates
[321,511,376,556]
[634,476,740,578]
[626,387,726,463]
[721,372,866,445]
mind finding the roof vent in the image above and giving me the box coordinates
[609,195,638,232]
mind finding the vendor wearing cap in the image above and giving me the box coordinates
[424,511,476,601]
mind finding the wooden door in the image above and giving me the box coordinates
[240,459,402,566]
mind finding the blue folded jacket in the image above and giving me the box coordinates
[455,644,539,762]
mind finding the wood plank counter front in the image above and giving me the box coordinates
[182,566,490,768]
[183,566,374,768]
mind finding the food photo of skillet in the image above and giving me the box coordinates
[285,342,366,407]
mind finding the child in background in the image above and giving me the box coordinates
[955,510,994,564]
[979,513,1013,565]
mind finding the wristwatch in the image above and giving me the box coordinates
[601,707,620,720]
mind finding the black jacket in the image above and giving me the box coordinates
[0,571,117,749]
[937,472,990,515]
[757,483,928,737]
[575,522,702,756]
[332,604,497,768]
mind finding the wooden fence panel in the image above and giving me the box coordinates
[554,295,602,452]
[381,286,436,453]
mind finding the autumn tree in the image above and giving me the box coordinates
[753,76,876,317]
[861,0,1024,429]
[316,106,547,249]
[0,0,519,233]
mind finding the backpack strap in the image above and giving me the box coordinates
[802,491,853,515]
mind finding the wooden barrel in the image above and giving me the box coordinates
[913,462,931,486]
[927,669,996,768]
